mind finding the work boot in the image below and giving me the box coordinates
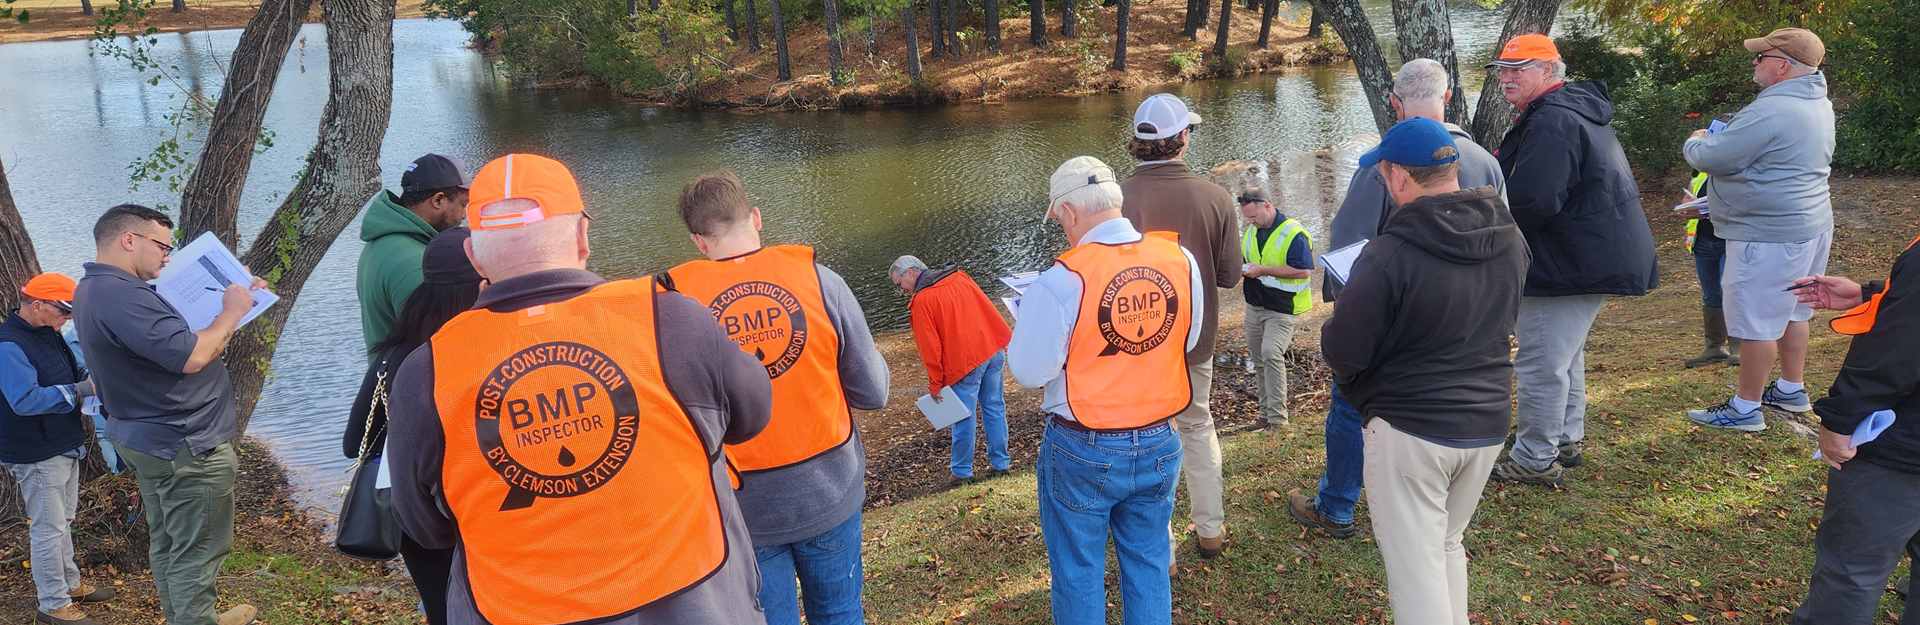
[35,606,101,625]
[69,583,115,603]
[218,604,259,625]
[1287,493,1355,538]
[1489,456,1564,488]
[1195,528,1227,559]
[1685,306,1731,368]
[1557,440,1584,469]
[1727,337,1742,366]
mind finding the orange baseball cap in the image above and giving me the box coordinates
[1486,34,1559,68]
[22,273,76,307]
[466,154,589,230]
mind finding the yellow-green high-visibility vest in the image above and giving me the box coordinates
[1685,172,1708,253]
[1241,218,1313,315]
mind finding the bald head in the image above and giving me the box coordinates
[465,198,592,282]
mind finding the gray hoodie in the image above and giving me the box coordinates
[1683,72,1835,243]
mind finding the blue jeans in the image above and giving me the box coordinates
[1037,420,1181,625]
[755,510,866,625]
[1694,237,1727,308]
[1311,383,1365,525]
[948,351,1010,478]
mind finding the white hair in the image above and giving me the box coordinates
[468,198,584,274]
[889,255,927,279]
[1052,181,1124,216]
[1547,59,1567,81]
[1393,58,1450,109]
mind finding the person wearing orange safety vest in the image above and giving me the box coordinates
[1679,170,1741,368]
[386,154,775,625]
[1788,233,1920,624]
[1007,156,1204,624]
[663,170,889,625]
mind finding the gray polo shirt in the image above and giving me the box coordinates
[72,262,237,460]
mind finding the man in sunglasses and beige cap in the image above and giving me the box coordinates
[1682,28,1836,434]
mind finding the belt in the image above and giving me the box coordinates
[1049,415,1172,434]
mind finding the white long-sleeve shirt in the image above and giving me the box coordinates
[1006,217,1206,422]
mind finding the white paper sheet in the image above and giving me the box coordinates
[916,386,972,430]
[1319,239,1369,286]
[81,396,101,416]
[1814,409,1897,460]
[1673,195,1710,214]
[1001,296,1022,321]
[374,438,392,490]
[999,271,1040,295]
[152,232,280,332]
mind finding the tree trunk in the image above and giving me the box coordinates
[176,0,316,247]
[1307,6,1323,37]
[770,0,791,80]
[824,0,848,84]
[1211,0,1230,57]
[172,0,185,11]
[946,0,958,58]
[743,0,759,51]
[627,0,635,16]
[1390,0,1466,124]
[80,0,93,15]
[930,0,945,58]
[1028,0,1044,48]
[1255,0,1273,48]
[0,153,37,316]
[983,0,998,51]
[1304,0,1393,134]
[1468,0,1561,148]
[724,0,737,41]
[902,0,922,80]
[864,7,877,59]
[228,0,395,434]
[1058,0,1073,37]
[1110,0,1128,69]
[1183,0,1199,39]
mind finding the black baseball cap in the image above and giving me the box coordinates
[422,227,482,286]
[400,154,472,195]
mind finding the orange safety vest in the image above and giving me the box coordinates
[1831,233,1920,335]
[1056,231,1195,430]
[667,245,853,473]
[431,278,728,625]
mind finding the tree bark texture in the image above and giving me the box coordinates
[770,0,791,80]
[1028,0,1045,48]
[0,153,38,315]
[1307,6,1323,37]
[945,0,958,59]
[823,0,848,84]
[227,0,395,434]
[1058,0,1074,38]
[1390,0,1466,124]
[1468,0,1561,148]
[724,0,737,41]
[1256,0,1273,48]
[743,0,760,51]
[1182,0,1199,39]
[172,0,185,11]
[176,0,316,248]
[80,0,93,15]
[902,0,922,79]
[983,0,998,51]
[929,0,945,58]
[1304,0,1393,134]
[1110,0,1129,69]
[1212,0,1230,57]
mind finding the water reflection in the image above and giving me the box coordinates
[0,3,1544,510]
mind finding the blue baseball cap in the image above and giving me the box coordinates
[1357,118,1460,170]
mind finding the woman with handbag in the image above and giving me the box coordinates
[342,227,482,625]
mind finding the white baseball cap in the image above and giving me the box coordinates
[1133,94,1203,140]
[1048,156,1122,212]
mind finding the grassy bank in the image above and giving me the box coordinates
[857,174,1920,624]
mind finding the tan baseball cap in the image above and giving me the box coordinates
[1744,28,1824,67]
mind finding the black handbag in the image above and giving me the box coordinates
[335,359,403,561]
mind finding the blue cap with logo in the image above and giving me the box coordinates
[1357,117,1460,170]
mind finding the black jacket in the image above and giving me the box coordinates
[0,313,87,464]
[1814,238,1920,474]
[1322,186,1530,440]
[1497,81,1660,297]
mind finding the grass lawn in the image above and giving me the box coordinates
[860,174,1920,625]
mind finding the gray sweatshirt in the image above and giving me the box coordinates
[733,263,890,547]
[387,269,774,625]
[1684,72,1835,243]
[1324,122,1506,301]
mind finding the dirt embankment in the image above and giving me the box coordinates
[0,0,428,44]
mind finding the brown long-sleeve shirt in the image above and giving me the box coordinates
[1119,161,1243,363]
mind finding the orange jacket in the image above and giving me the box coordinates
[908,269,1012,395]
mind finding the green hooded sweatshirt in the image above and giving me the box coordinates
[357,190,440,354]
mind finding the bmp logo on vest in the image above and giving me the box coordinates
[1096,266,1181,357]
[708,281,808,379]
[474,342,642,511]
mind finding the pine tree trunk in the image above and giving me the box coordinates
[724,0,737,41]
[743,0,760,51]
[172,0,185,11]
[946,0,959,58]
[1303,0,1394,133]
[1183,0,1198,39]
[1028,0,1045,48]
[1255,0,1273,47]
[930,0,945,58]
[1307,6,1323,37]
[902,0,923,80]
[983,0,998,51]
[1058,0,1073,37]
[176,0,318,247]
[770,0,791,80]
[1390,0,1467,124]
[226,0,396,434]
[1469,0,1561,148]
[1110,0,1129,69]
[824,0,849,84]
[1212,0,1230,57]
[80,0,93,15]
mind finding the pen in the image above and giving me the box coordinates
[1783,281,1812,292]
[204,286,222,292]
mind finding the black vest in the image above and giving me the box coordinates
[0,312,87,464]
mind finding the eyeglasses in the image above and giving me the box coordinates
[43,300,72,316]
[129,232,176,255]
[1753,52,1796,65]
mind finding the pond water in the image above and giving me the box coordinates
[0,3,1553,512]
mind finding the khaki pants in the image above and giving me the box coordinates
[1362,418,1499,625]
[1170,359,1225,554]
[1244,307,1299,424]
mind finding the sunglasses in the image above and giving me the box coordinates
[1753,52,1796,65]
[129,232,176,255]
[42,300,71,316]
